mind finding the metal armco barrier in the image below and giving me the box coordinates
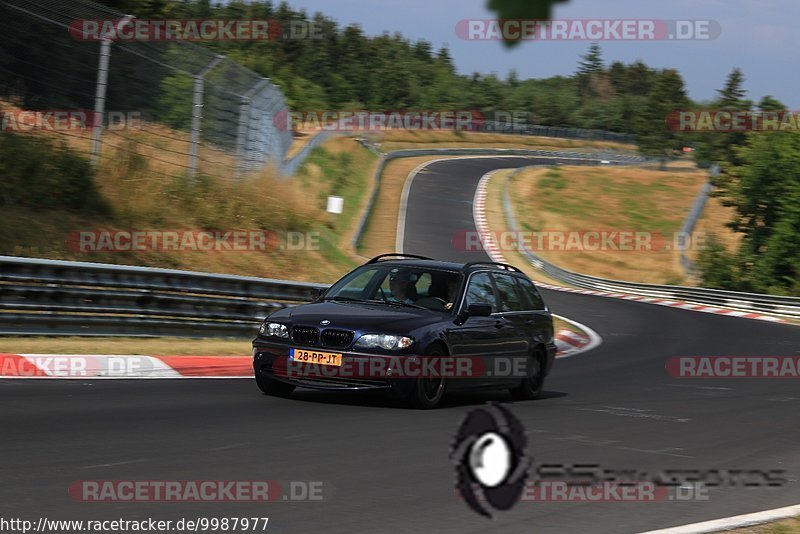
[1,150,796,338]
[352,147,799,321]
[351,146,649,250]
[0,256,328,337]
[500,173,800,320]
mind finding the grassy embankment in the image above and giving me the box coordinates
[1,125,627,354]
[495,162,738,285]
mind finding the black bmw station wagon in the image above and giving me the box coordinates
[252,254,556,408]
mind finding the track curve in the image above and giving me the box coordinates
[1,156,799,533]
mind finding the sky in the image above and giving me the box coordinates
[283,0,800,108]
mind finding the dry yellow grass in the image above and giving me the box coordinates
[729,516,800,533]
[483,170,568,287]
[358,155,466,258]
[0,108,375,282]
[285,130,321,159]
[689,192,742,261]
[508,165,709,284]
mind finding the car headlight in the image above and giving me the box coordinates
[354,334,413,350]
[259,322,289,339]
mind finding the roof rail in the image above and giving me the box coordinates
[367,253,435,264]
[462,261,522,273]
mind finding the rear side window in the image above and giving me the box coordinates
[493,273,524,312]
[518,277,545,310]
[465,272,497,312]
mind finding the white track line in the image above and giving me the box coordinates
[471,166,792,325]
[395,154,585,253]
[396,156,532,253]
[638,504,800,533]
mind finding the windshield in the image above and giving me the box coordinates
[324,266,463,312]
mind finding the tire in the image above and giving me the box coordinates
[405,347,447,409]
[255,372,295,398]
[510,350,545,401]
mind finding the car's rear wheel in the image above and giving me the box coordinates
[255,372,295,398]
[510,349,545,401]
[405,347,447,409]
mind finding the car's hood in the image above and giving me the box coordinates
[267,301,445,332]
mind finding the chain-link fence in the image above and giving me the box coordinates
[0,0,294,178]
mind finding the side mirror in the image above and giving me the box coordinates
[467,303,492,317]
[456,303,492,324]
[310,287,325,300]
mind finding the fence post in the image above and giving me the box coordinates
[188,55,224,180]
[91,16,133,165]
[235,78,270,178]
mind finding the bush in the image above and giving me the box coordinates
[697,234,740,291]
[0,133,107,213]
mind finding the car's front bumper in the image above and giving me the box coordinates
[252,341,419,394]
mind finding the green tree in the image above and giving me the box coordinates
[694,68,751,170]
[697,234,739,290]
[718,68,748,108]
[758,95,786,111]
[724,131,800,294]
[576,43,603,101]
[634,69,690,163]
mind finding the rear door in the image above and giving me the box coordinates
[515,276,555,373]
[491,272,534,385]
[448,271,503,389]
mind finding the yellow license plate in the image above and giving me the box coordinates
[290,349,343,367]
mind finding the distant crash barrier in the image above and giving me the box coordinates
[353,148,799,322]
[1,150,795,338]
[499,172,800,320]
[351,147,649,251]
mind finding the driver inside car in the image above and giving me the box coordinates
[387,270,417,304]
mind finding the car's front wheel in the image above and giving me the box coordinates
[405,348,447,409]
[255,372,295,398]
[510,349,546,401]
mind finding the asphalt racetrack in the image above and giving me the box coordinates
[2,156,800,533]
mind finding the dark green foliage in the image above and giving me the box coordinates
[0,133,107,213]
[697,234,739,290]
[698,132,800,296]
[634,69,690,161]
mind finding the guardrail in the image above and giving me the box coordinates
[500,171,800,320]
[351,146,650,250]
[2,150,795,338]
[677,180,713,277]
[0,255,327,337]
[480,121,635,144]
[280,131,335,176]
